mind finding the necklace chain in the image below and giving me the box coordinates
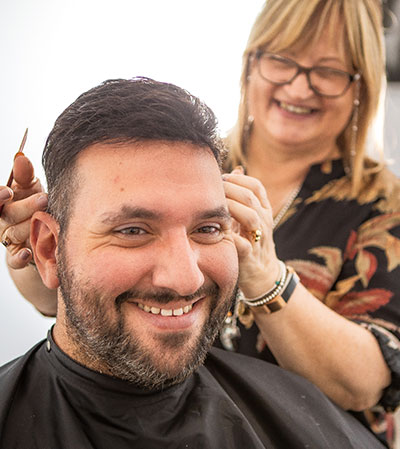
[272,184,301,229]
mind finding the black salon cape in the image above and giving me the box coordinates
[0,335,384,449]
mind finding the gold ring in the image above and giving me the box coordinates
[251,229,262,243]
[1,236,12,248]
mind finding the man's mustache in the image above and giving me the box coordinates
[115,284,220,307]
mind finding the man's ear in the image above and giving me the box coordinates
[30,211,60,289]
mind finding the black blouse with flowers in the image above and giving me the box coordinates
[231,159,400,445]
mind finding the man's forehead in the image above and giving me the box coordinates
[72,140,225,218]
[76,140,220,174]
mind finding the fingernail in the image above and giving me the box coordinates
[36,195,48,209]
[0,187,13,202]
[20,248,32,261]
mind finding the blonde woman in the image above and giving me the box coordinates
[220,0,400,446]
[1,0,399,446]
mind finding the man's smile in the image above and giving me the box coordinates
[136,302,193,316]
[125,296,207,331]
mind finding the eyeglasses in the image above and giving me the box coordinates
[254,50,360,98]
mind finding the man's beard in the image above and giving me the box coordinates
[56,243,236,391]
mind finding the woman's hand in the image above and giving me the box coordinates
[223,167,280,298]
[0,155,47,269]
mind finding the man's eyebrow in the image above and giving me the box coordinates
[100,206,162,225]
[196,206,231,222]
[99,206,231,225]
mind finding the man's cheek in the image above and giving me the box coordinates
[205,246,239,288]
[81,251,147,290]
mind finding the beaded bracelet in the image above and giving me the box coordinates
[240,261,289,307]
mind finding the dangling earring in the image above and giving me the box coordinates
[242,115,254,156]
[219,291,242,351]
[244,115,254,133]
[347,76,361,175]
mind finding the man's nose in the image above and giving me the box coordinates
[151,233,205,296]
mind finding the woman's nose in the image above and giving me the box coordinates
[283,71,315,99]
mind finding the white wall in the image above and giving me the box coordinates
[0,0,264,365]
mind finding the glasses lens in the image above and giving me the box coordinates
[309,68,350,96]
[258,54,297,84]
[256,52,353,97]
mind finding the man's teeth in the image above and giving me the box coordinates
[279,101,313,114]
[137,303,193,316]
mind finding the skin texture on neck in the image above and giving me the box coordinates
[246,131,340,214]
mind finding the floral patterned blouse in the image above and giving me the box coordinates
[230,159,400,447]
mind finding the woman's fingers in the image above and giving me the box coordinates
[9,156,43,202]
[1,192,48,268]
[2,218,33,269]
[12,155,35,188]
[224,178,262,209]
[223,176,273,234]
[223,172,281,296]
[6,247,34,270]
[1,192,48,227]
[226,197,263,236]
[3,219,32,246]
[223,172,270,210]
[231,228,253,258]
[0,187,14,206]
[0,155,45,269]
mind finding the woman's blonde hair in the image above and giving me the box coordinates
[226,0,385,195]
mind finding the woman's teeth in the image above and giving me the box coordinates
[279,100,313,114]
[137,303,193,316]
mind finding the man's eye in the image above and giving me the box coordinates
[192,225,224,244]
[196,225,221,234]
[116,227,147,236]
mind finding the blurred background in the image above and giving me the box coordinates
[385,0,400,177]
[0,0,399,365]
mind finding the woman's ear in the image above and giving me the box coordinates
[30,211,60,289]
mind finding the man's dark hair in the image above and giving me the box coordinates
[42,77,226,230]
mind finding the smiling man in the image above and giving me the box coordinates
[0,78,385,448]
[50,139,237,390]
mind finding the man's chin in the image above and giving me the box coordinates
[154,329,194,350]
[141,330,207,379]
